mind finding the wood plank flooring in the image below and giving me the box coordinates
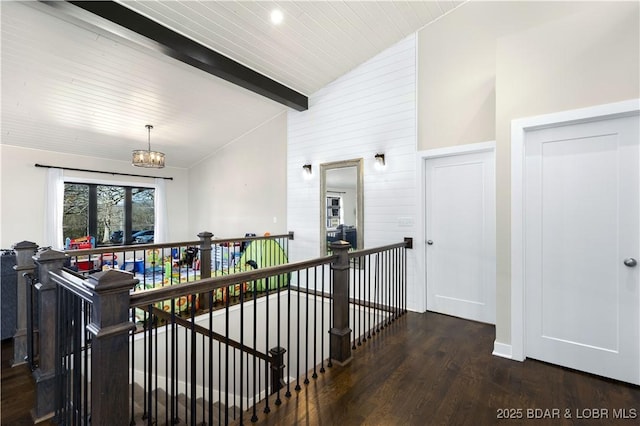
[1,339,53,425]
[238,312,640,425]
[3,312,639,425]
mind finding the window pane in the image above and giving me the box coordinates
[97,185,125,246]
[132,188,155,243]
[63,184,89,242]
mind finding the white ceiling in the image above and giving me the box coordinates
[1,1,464,168]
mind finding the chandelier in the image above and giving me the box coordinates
[132,124,165,168]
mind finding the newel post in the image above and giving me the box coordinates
[85,269,138,426]
[329,240,352,365]
[11,240,38,367]
[198,231,213,279]
[269,346,287,395]
[32,248,68,422]
[198,231,213,309]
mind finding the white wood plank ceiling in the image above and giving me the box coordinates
[1,1,465,168]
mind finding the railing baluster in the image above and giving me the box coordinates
[264,274,271,414]
[312,266,318,380]
[147,303,153,425]
[240,280,245,423]
[358,256,362,346]
[217,334,222,426]
[170,299,176,425]
[130,312,135,426]
[328,263,333,369]
[154,315,159,426]
[276,274,283,404]
[190,293,197,426]
[208,290,214,426]
[351,262,356,350]
[304,267,309,385]
[224,284,230,425]
[295,269,301,392]
[251,280,258,422]
[320,265,326,374]
[285,268,292,398]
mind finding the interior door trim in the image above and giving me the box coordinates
[510,99,640,362]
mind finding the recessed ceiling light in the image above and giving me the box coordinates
[271,9,284,25]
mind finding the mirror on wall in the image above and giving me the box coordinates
[320,159,364,255]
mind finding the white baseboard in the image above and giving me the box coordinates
[492,341,513,359]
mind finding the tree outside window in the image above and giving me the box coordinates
[63,183,155,246]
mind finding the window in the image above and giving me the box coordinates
[63,183,155,246]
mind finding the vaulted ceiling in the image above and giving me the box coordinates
[1,1,464,168]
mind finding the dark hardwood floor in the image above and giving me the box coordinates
[3,312,639,425]
[1,339,53,425]
[239,312,640,425]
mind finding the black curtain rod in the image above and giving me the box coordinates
[34,164,173,180]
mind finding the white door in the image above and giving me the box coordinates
[425,150,496,324]
[524,114,640,385]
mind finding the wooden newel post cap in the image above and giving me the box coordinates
[12,240,38,250]
[329,240,351,251]
[198,231,214,240]
[32,248,68,263]
[84,269,139,293]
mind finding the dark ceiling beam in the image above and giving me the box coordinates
[46,1,308,111]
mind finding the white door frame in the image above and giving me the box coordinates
[510,99,640,362]
[416,141,496,315]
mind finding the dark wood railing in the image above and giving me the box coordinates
[12,233,411,425]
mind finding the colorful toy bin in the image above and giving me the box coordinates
[122,259,145,274]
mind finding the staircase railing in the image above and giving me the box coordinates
[14,234,411,425]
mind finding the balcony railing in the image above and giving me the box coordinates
[11,233,411,425]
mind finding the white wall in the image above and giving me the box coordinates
[188,113,287,239]
[416,0,639,346]
[0,144,190,248]
[494,1,639,347]
[287,35,419,310]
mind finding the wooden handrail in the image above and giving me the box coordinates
[347,240,411,258]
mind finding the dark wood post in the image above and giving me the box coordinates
[269,346,287,394]
[31,248,68,423]
[11,241,38,367]
[198,231,213,309]
[198,231,213,279]
[329,240,352,365]
[84,269,138,426]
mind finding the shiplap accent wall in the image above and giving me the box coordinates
[287,34,420,311]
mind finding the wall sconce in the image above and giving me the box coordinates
[374,153,386,169]
[302,164,312,178]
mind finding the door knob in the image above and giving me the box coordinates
[624,258,637,267]
[427,240,433,245]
